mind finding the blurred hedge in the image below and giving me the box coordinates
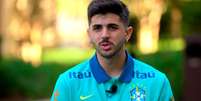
[0,59,72,99]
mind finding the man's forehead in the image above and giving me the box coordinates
[90,13,122,26]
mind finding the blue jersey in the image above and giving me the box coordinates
[51,53,174,101]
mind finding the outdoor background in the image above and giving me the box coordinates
[0,0,201,101]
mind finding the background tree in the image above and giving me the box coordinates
[126,0,167,54]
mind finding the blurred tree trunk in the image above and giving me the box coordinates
[129,0,167,54]
[0,0,16,58]
[170,0,182,38]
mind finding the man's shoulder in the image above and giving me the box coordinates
[60,60,92,80]
[133,58,166,79]
[66,60,91,72]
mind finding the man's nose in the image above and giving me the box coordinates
[101,28,110,39]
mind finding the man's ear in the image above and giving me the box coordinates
[125,26,133,42]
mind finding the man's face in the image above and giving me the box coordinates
[88,13,132,58]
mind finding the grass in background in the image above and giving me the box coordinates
[42,47,94,64]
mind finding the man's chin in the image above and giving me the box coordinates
[99,51,115,59]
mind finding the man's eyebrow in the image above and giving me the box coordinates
[92,24,102,26]
[107,23,119,27]
[91,24,102,28]
[92,23,119,26]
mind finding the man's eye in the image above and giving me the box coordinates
[108,24,119,31]
[92,25,102,31]
[111,26,118,29]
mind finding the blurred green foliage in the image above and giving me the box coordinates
[160,1,201,38]
[0,59,70,99]
[181,1,201,34]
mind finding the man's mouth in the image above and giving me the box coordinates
[100,42,112,51]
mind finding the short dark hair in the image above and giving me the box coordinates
[88,0,129,27]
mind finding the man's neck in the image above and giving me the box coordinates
[97,50,126,77]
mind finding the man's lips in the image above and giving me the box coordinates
[99,42,112,51]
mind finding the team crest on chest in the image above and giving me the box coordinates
[130,84,146,101]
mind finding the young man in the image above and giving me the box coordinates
[51,0,174,101]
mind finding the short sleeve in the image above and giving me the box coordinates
[159,75,174,101]
[50,74,71,101]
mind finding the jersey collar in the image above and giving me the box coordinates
[89,51,134,83]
